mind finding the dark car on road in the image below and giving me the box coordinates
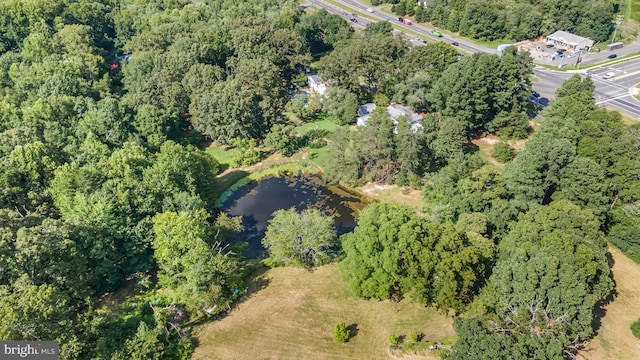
[608,54,617,59]
[451,41,459,46]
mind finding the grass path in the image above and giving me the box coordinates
[192,264,454,359]
[581,246,640,359]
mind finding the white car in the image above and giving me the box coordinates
[602,72,615,80]
[366,8,373,13]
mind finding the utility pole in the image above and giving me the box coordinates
[612,15,624,43]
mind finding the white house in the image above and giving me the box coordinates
[356,103,423,134]
[308,74,328,95]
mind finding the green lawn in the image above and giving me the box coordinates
[622,0,640,25]
[192,264,454,360]
[294,118,343,136]
[633,0,640,24]
[205,145,240,169]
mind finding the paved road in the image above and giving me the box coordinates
[532,58,640,119]
[590,59,640,118]
[313,0,496,54]
[305,0,370,29]
[309,0,640,119]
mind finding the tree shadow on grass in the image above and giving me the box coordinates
[591,251,618,334]
[346,323,359,341]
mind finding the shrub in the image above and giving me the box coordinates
[492,142,514,163]
[333,322,350,343]
[388,334,399,347]
[632,319,640,339]
[229,138,263,167]
[408,331,419,343]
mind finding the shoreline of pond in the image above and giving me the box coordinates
[214,164,376,258]
[213,160,376,209]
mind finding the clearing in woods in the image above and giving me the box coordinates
[192,264,454,359]
[580,246,640,359]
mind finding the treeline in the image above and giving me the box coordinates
[425,76,639,358]
[385,0,614,42]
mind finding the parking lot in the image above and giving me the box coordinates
[515,40,580,67]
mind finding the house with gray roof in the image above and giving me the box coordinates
[356,103,423,134]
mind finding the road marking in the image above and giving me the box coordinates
[611,70,640,81]
[595,93,632,105]
[591,77,633,91]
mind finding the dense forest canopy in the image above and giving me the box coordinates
[386,0,614,42]
[0,0,638,358]
[0,0,320,357]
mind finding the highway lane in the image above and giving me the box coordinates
[306,0,372,29]
[317,0,496,54]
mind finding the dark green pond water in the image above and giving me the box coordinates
[221,174,371,258]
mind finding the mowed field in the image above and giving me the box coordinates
[581,246,640,359]
[192,264,454,360]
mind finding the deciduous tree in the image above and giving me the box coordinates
[262,208,337,267]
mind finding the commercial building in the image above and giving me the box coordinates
[545,31,594,51]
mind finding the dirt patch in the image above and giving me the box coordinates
[476,134,501,145]
[470,137,502,167]
[509,138,528,151]
[360,183,423,208]
[580,246,640,359]
[361,183,396,194]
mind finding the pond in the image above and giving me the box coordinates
[220,174,372,258]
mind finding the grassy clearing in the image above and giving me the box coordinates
[580,246,640,360]
[306,145,332,171]
[207,117,345,203]
[622,0,640,25]
[192,264,454,360]
[205,145,240,169]
[633,0,640,24]
[294,118,343,135]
